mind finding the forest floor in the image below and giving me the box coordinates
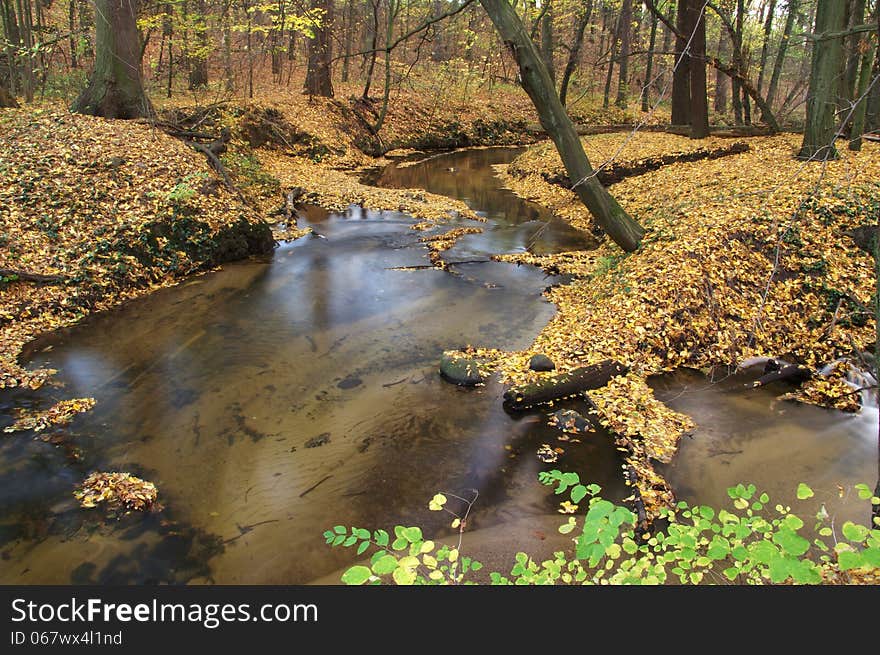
[492,132,879,516]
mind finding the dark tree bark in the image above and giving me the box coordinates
[540,0,555,83]
[641,10,658,112]
[603,10,620,109]
[188,0,208,89]
[68,0,78,68]
[765,0,799,120]
[362,0,379,98]
[0,83,18,107]
[342,0,354,82]
[304,0,334,97]
[478,0,645,252]
[688,0,709,138]
[671,0,691,125]
[559,0,593,106]
[842,0,867,108]
[615,0,632,108]
[798,0,848,160]
[756,0,777,95]
[72,0,152,119]
[848,29,876,150]
[715,29,728,113]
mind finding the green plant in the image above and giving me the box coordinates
[325,472,880,585]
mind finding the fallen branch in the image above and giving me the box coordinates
[503,360,628,410]
[0,268,66,285]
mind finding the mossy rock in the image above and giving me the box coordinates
[439,351,485,387]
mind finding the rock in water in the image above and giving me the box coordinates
[528,354,556,372]
[439,351,485,387]
[550,409,593,434]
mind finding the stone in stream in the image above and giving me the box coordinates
[439,351,485,387]
[549,409,594,434]
[528,354,556,372]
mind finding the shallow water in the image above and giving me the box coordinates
[0,148,620,584]
[0,146,875,585]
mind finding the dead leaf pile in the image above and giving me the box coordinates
[3,397,95,433]
[74,471,159,514]
[0,108,273,391]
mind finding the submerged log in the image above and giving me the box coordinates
[503,359,627,410]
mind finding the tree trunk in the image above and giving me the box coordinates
[688,0,709,138]
[603,11,619,109]
[842,0,867,109]
[478,0,644,252]
[71,0,152,119]
[0,83,17,107]
[68,0,78,68]
[559,0,593,106]
[798,0,848,160]
[867,37,880,132]
[671,0,691,125]
[77,0,93,60]
[765,0,798,120]
[715,30,728,113]
[222,0,233,91]
[641,11,658,112]
[304,0,334,97]
[431,0,447,61]
[540,0,555,83]
[188,0,208,89]
[362,0,379,98]
[342,0,354,82]
[756,0,777,95]
[615,0,632,108]
[848,35,875,150]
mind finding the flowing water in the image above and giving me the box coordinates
[0,146,875,585]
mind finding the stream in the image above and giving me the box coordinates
[0,146,875,584]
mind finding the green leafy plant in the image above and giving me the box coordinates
[325,473,880,585]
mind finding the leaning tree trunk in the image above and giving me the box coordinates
[304,0,334,97]
[71,0,152,119]
[478,0,644,252]
[798,0,848,160]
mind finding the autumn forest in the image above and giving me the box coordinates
[1,0,879,588]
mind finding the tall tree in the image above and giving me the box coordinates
[798,0,848,160]
[188,0,209,89]
[671,0,691,125]
[641,9,658,112]
[714,30,729,114]
[687,0,709,137]
[478,0,645,252]
[540,0,555,83]
[764,0,799,120]
[559,0,593,106]
[616,0,632,108]
[72,0,153,119]
[756,0,777,95]
[304,0,334,97]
